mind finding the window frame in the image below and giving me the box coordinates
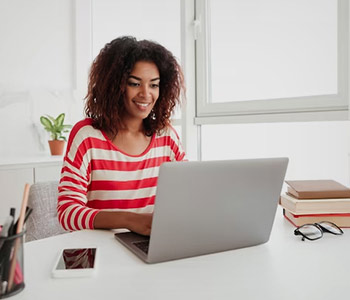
[194,0,349,124]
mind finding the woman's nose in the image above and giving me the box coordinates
[139,85,151,99]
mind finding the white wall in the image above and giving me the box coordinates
[0,0,83,157]
[0,0,349,190]
[202,121,350,186]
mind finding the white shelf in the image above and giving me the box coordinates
[0,155,64,169]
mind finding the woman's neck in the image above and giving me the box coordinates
[120,117,144,134]
[111,119,152,156]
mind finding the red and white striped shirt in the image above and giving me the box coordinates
[57,118,186,231]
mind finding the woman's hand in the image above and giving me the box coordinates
[94,211,153,236]
[127,213,153,236]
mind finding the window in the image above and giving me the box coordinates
[194,0,349,124]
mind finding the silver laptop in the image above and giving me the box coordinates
[114,157,288,263]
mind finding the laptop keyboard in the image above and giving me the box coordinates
[133,240,150,254]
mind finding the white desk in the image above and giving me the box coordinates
[12,208,350,300]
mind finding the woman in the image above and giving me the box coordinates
[57,36,186,236]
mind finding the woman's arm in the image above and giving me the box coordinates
[58,120,106,231]
[93,211,153,236]
[58,120,155,233]
[168,125,187,161]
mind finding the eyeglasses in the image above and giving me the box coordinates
[294,221,344,241]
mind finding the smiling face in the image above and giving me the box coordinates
[123,61,160,126]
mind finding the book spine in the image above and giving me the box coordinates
[282,208,350,227]
[280,195,350,214]
[288,188,350,199]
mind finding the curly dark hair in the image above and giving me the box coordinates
[85,36,185,137]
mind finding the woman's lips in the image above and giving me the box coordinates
[133,101,151,111]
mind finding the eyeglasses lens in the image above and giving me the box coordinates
[317,221,343,235]
[298,224,323,240]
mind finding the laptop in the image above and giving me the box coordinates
[114,157,288,263]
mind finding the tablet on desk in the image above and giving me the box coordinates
[51,247,98,278]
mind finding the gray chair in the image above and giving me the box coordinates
[25,181,67,242]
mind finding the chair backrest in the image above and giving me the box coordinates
[25,181,66,242]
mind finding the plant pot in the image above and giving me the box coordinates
[48,140,66,156]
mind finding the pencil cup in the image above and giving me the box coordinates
[0,231,25,298]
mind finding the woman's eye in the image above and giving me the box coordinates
[151,83,159,88]
[127,81,140,87]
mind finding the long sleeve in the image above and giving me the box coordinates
[57,120,100,231]
[57,121,187,231]
[168,125,187,162]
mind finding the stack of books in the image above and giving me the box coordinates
[280,180,350,227]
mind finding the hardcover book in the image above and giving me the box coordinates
[286,180,350,199]
[283,209,350,228]
[280,193,350,215]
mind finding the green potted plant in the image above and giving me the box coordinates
[40,113,72,155]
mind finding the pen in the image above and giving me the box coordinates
[10,208,16,219]
[7,183,31,292]
[1,281,8,296]
[8,208,16,237]
[13,207,30,233]
[23,207,33,225]
[0,221,13,293]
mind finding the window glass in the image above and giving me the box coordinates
[208,0,337,103]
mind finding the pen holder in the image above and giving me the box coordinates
[0,231,25,299]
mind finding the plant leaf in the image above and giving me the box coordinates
[46,115,56,124]
[56,113,65,127]
[55,125,64,132]
[40,113,72,140]
[40,116,53,132]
